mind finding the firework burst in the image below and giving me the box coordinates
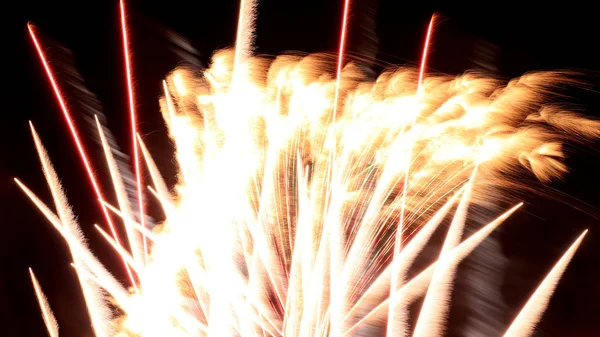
[19,1,599,336]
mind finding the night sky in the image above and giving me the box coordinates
[2,1,600,336]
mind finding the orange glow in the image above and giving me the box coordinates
[387,15,436,336]
[21,3,599,336]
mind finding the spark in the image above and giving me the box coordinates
[417,15,436,97]
[332,0,352,116]
[24,123,113,337]
[343,202,523,336]
[330,1,352,335]
[16,178,130,307]
[95,114,145,267]
[387,14,437,337]
[20,1,599,337]
[503,230,589,337]
[29,268,59,337]
[27,23,138,290]
[232,0,257,88]
[413,168,476,336]
[120,0,148,265]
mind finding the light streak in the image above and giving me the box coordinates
[27,23,138,290]
[417,15,436,97]
[387,15,436,337]
[503,230,589,337]
[20,2,599,336]
[29,268,59,337]
[120,0,148,265]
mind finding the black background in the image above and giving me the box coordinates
[1,1,599,336]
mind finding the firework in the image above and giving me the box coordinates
[20,1,598,336]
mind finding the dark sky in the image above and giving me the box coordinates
[1,1,599,336]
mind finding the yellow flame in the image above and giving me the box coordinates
[22,25,599,337]
[104,50,595,336]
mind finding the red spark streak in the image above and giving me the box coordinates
[398,13,437,232]
[417,15,436,97]
[332,0,351,118]
[120,0,147,264]
[326,0,351,207]
[388,15,437,336]
[27,23,138,289]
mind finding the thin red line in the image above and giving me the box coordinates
[28,23,138,290]
[120,0,147,264]
[332,0,351,119]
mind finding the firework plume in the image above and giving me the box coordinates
[19,1,598,336]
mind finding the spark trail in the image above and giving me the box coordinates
[19,1,599,337]
[120,0,147,265]
[29,269,59,337]
[28,23,138,290]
